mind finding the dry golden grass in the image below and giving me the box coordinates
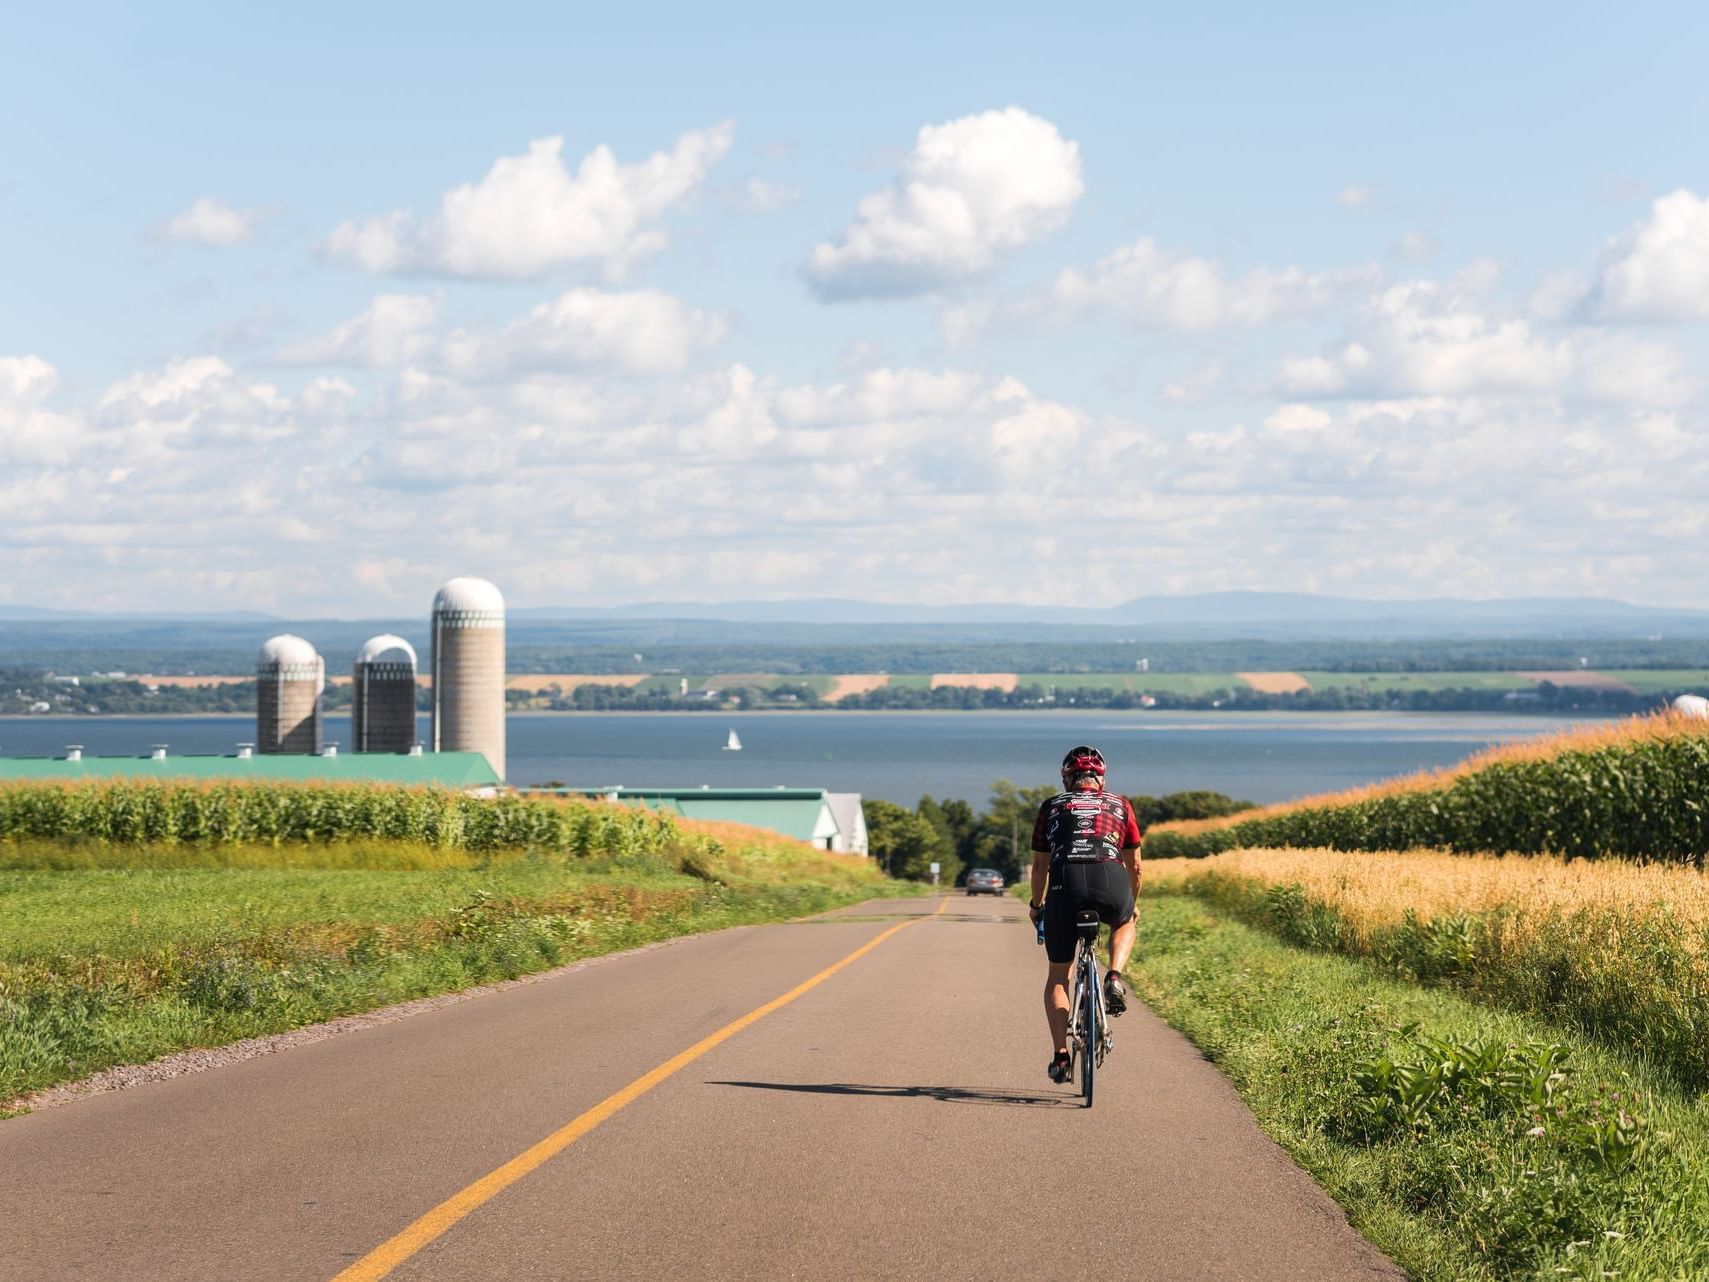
[1145,846,1709,945]
[672,816,885,884]
[930,672,1019,692]
[1152,708,1709,839]
[1238,671,1312,694]
[825,674,891,701]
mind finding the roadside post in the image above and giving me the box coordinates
[929,861,940,886]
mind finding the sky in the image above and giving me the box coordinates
[3,1,1708,616]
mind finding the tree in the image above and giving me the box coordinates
[862,799,954,882]
[918,795,978,876]
[969,779,1056,882]
[1127,790,1257,829]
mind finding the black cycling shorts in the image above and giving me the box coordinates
[1043,859,1135,964]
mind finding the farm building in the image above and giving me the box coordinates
[554,786,866,854]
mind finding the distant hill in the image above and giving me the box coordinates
[5,592,1708,646]
[509,592,1709,638]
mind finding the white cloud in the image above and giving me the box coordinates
[735,178,802,212]
[7,340,1709,611]
[1594,189,1709,321]
[161,197,266,246]
[275,294,441,368]
[946,238,1375,345]
[441,288,727,378]
[804,107,1083,299]
[318,123,734,280]
[1338,185,1374,209]
[0,354,58,403]
[1392,232,1434,262]
[1279,269,1697,407]
[1051,239,1374,331]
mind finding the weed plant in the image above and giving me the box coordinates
[1130,893,1709,1280]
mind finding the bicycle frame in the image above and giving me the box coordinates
[1065,925,1111,1107]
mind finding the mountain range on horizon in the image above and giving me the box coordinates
[2,591,1707,635]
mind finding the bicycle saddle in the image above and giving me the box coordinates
[1075,909,1100,940]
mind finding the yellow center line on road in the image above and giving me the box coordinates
[333,894,949,1282]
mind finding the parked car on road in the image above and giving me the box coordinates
[964,867,1005,895]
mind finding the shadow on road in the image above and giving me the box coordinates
[710,1080,1075,1108]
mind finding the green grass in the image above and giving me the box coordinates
[1600,670,1709,695]
[1129,892,1709,1280]
[1178,868,1709,1091]
[1014,671,1242,694]
[0,830,896,1107]
[1295,671,1536,692]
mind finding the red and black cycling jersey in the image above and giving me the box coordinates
[1031,790,1142,864]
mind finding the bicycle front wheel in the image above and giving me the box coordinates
[1081,962,1098,1107]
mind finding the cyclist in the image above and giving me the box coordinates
[1027,745,1142,1084]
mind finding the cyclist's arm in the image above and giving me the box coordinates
[1029,846,1050,914]
[1120,796,1143,898]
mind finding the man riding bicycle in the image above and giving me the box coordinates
[1027,745,1142,1084]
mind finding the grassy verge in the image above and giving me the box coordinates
[1,826,899,1110]
[1147,849,1709,1091]
[1129,892,1709,1281]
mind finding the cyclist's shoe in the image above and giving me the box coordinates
[1047,1051,1072,1084]
[1104,971,1130,1017]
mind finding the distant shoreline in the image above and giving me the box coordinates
[0,707,1625,722]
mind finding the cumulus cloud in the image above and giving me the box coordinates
[273,288,725,377]
[1278,269,1696,407]
[7,335,1709,611]
[441,288,727,378]
[160,197,266,246]
[318,123,734,280]
[1593,189,1709,321]
[946,238,1375,345]
[804,107,1083,299]
[275,294,441,368]
[1338,185,1374,209]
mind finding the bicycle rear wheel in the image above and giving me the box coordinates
[1080,957,1098,1107]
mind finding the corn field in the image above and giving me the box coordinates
[0,780,676,858]
[1144,710,1709,863]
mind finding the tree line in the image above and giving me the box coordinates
[861,785,1256,884]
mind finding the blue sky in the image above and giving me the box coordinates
[3,2,1707,614]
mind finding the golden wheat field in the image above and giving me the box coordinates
[1145,846,1709,943]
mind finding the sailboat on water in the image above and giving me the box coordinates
[723,728,743,752]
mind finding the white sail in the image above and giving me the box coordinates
[724,729,742,751]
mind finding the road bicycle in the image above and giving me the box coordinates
[1066,909,1113,1107]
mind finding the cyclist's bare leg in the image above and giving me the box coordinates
[1108,917,1136,976]
[1044,960,1072,1053]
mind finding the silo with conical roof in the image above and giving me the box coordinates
[257,634,324,754]
[353,634,419,753]
[431,577,506,779]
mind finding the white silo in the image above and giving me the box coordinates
[353,634,420,754]
[431,577,506,779]
[1672,693,1709,720]
[257,634,324,755]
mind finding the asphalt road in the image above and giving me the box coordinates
[0,895,1401,1281]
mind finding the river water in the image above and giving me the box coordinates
[0,711,1601,806]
